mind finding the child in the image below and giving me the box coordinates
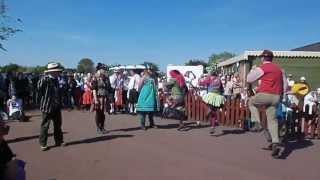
[7,96,25,122]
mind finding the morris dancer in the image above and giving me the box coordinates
[92,63,111,134]
[199,69,224,135]
[38,62,65,151]
[165,70,187,129]
[247,50,287,159]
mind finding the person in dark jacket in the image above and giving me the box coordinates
[1,120,26,180]
[38,62,65,151]
[92,63,111,134]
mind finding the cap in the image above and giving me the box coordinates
[260,50,274,58]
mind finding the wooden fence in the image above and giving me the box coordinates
[185,91,320,138]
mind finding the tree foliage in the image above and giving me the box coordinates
[77,58,95,73]
[0,0,22,51]
[0,63,20,72]
[208,52,235,65]
[185,59,208,67]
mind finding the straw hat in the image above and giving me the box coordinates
[44,62,63,73]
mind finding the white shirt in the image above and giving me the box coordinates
[7,99,22,116]
[304,92,317,115]
[224,81,233,96]
[128,74,140,91]
[109,74,117,89]
[287,79,295,87]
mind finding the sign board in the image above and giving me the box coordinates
[167,65,204,87]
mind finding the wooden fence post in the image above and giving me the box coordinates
[230,99,235,127]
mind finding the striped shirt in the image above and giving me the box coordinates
[38,75,61,113]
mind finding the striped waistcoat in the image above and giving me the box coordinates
[38,76,61,113]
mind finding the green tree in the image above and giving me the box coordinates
[77,58,94,73]
[30,66,47,73]
[1,63,20,72]
[185,59,208,67]
[208,52,235,65]
[0,0,22,51]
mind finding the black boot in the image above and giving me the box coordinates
[271,143,281,159]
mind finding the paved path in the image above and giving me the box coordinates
[5,110,320,180]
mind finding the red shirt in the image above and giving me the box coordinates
[257,63,283,95]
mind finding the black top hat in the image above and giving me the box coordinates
[96,63,108,71]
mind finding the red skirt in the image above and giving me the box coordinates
[115,89,124,107]
[82,90,93,105]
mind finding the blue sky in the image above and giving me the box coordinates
[1,0,319,70]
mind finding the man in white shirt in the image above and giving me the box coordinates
[109,70,118,113]
[127,70,141,114]
[224,75,233,100]
[287,74,295,89]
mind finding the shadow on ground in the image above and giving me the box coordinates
[212,129,247,137]
[280,139,314,159]
[65,134,134,146]
[7,132,68,144]
[110,127,142,132]
[157,122,211,131]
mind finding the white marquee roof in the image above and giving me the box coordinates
[218,50,320,67]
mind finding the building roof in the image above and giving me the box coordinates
[292,42,320,52]
[218,50,320,67]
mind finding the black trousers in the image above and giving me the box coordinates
[39,109,63,146]
[95,109,105,130]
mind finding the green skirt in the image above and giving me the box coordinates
[202,92,225,107]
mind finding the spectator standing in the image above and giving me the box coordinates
[127,70,141,114]
[224,75,233,100]
[287,74,295,89]
[232,73,242,99]
[82,74,93,111]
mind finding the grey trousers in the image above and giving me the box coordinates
[249,93,280,143]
